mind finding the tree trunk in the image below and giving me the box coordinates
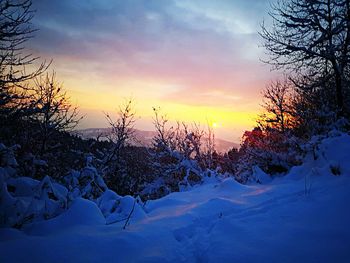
[335,70,344,116]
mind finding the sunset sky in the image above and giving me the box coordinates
[28,0,275,143]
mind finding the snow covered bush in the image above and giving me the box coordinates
[64,156,107,201]
[1,173,68,228]
[236,127,303,183]
[0,143,107,228]
[0,142,145,229]
[0,143,19,168]
[148,108,213,198]
[0,143,20,179]
[100,99,151,196]
[96,190,146,225]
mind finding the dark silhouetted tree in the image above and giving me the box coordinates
[103,99,137,193]
[259,78,294,133]
[0,0,47,120]
[103,99,136,167]
[31,72,81,154]
[261,0,350,115]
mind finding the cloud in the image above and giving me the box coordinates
[28,0,272,109]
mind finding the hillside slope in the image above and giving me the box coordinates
[76,128,239,153]
[1,132,350,262]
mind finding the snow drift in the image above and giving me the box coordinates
[1,131,350,262]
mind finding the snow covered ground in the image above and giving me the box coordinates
[1,132,350,262]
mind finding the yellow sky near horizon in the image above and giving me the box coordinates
[72,90,260,143]
[27,0,273,143]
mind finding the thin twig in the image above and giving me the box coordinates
[123,199,136,229]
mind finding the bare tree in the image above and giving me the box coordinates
[151,108,211,193]
[260,0,350,115]
[175,122,204,160]
[31,72,81,153]
[152,107,205,162]
[103,99,136,167]
[259,79,294,133]
[0,0,48,118]
[152,107,176,154]
[101,99,137,194]
[202,120,216,169]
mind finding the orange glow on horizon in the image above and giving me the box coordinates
[40,63,262,143]
[74,89,260,142]
[26,0,275,143]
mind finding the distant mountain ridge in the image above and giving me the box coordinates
[75,128,239,153]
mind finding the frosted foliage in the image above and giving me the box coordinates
[64,158,108,200]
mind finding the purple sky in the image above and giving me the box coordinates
[28,0,275,142]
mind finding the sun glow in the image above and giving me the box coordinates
[77,96,258,142]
